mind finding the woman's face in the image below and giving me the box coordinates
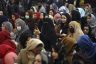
[33,13,37,19]
[34,54,42,64]
[83,26,89,34]
[69,26,75,33]
[87,16,92,22]
[52,48,59,60]
[33,45,43,55]
[12,15,16,21]
[61,15,67,23]
[49,10,54,16]
[25,12,30,19]
[1,24,6,31]
[40,13,44,19]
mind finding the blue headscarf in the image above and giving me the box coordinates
[77,35,96,59]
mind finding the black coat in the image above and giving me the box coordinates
[39,18,57,51]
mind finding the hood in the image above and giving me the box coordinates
[0,30,10,44]
[77,35,96,59]
[0,44,16,58]
[26,38,44,51]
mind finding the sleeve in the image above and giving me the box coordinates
[17,51,23,64]
[4,52,17,64]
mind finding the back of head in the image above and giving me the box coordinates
[69,21,81,31]
[71,10,81,22]
[0,30,10,44]
[2,21,13,32]
[62,37,76,53]
[26,38,44,51]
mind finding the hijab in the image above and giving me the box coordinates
[0,30,10,44]
[68,21,84,41]
[62,37,76,64]
[2,21,13,32]
[26,38,44,51]
[77,35,96,59]
[87,14,96,29]
[15,18,29,42]
[25,38,44,64]
[0,30,16,49]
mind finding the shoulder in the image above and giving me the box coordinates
[4,52,17,64]
[5,52,17,59]
[19,49,27,54]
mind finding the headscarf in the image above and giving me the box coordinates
[2,21,13,32]
[25,38,44,64]
[87,14,96,37]
[33,12,40,21]
[59,6,69,13]
[71,10,81,22]
[54,13,61,21]
[0,30,10,44]
[68,21,84,41]
[87,14,96,29]
[62,37,76,54]
[0,16,8,31]
[26,38,44,51]
[77,35,96,59]
[77,8,85,17]
[15,19,29,32]
[54,13,61,24]
[15,18,29,42]
[0,30,16,49]
[62,37,76,64]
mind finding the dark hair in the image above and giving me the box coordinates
[12,13,20,19]
[71,10,81,22]
[19,30,32,48]
[87,14,92,17]
[80,16,87,29]
[62,13,72,24]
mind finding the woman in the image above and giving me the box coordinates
[60,13,71,34]
[10,13,20,30]
[39,17,57,51]
[0,27,17,64]
[0,28,16,49]
[15,16,30,43]
[17,38,45,64]
[62,37,76,64]
[71,10,81,23]
[87,14,96,38]
[33,54,46,64]
[73,35,96,64]
[51,43,66,64]
[68,21,84,42]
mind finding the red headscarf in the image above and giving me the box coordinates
[0,30,16,49]
[33,12,40,21]
[0,30,10,44]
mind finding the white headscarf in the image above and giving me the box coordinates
[26,38,44,51]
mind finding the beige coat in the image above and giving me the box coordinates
[17,38,44,64]
[17,49,35,64]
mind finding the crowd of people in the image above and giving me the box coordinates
[0,0,96,64]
